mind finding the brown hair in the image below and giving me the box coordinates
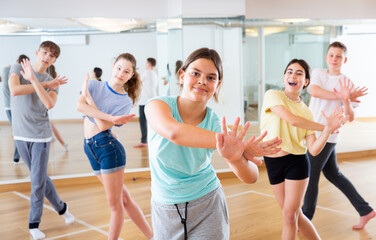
[284,59,311,89]
[327,41,347,56]
[39,41,61,58]
[180,48,223,102]
[114,53,141,104]
[147,58,156,67]
[48,65,57,78]
[17,54,29,63]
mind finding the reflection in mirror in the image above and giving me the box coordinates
[2,17,376,183]
[0,17,167,183]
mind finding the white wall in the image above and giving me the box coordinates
[245,0,376,19]
[0,32,158,121]
[336,34,376,118]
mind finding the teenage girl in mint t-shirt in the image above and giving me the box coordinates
[145,48,282,240]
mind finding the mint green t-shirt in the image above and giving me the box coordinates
[147,96,221,204]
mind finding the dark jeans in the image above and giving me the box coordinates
[303,142,373,219]
[139,105,147,143]
[5,109,20,160]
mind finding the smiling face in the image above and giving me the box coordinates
[110,58,134,87]
[180,58,221,103]
[283,62,309,94]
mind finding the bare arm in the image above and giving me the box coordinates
[145,99,217,148]
[271,105,325,131]
[308,84,339,100]
[76,75,135,131]
[9,71,67,97]
[146,99,282,166]
[18,59,58,109]
[9,73,49,96]
[306,107,347,156]
[333,78,355,122]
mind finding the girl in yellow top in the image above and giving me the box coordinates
[260,59,347,240]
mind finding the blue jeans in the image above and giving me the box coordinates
[84,130,126,175]
[303,142,373,219]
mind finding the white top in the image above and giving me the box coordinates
[139,69,158,105]
[308,68,358,143]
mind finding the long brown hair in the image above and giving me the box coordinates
[114,53,141,104]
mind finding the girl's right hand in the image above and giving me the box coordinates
[322,106,347,134]
[111,114,136,125]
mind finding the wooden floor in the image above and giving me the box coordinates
[0,119,375,239]
[0,156,375,239]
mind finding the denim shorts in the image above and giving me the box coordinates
[84,130,126,175]
[264,154,310,185]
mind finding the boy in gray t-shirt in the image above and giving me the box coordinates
[9,41,75,240]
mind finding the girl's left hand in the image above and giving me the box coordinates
[216,117,250,163]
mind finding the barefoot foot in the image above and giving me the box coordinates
[353,210,375,230]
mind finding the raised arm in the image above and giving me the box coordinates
[9,66,67,97]
[216,117,259,184]
[76,74,134,131]
[271,105,325,131]
[16,59,60,109]
[306,106,347,156]
[145,99,217,148]
[333,78,355,121]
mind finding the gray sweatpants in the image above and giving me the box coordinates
[15,140,65,227]
[151,186,229,240]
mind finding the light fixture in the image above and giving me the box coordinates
[274,18,310,24]
[0,20,27,34]
[74,18,138,32]
[245,26,288,37]
[304,26,325,35]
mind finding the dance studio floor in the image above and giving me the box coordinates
[0,119,375,239]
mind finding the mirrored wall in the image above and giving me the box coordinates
[1,16,376,182]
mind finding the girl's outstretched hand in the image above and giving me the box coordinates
[243,132,282,166]
[322,106,348,134]
[111,114,136,125]
[216,117,250,163]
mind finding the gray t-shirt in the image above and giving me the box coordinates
[85,80,133,127]
[10,63,58,142]
[2,66,11,109]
